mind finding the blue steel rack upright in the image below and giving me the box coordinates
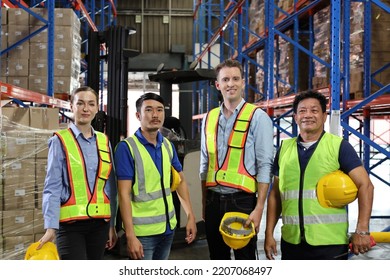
[192,0,390,187]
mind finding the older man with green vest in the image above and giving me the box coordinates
[264,91,374,260]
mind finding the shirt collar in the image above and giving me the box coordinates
[69,122,96,139]
[135,127,163,148]
[297,131,326,146]
[220,98,246,115]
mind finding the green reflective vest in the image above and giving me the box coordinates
[205,102,259,193]
[55,128,112,222]
[124,135,177,236]
[279,132,349,245]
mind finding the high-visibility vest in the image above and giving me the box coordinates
[55,128,112,222]
[205,102,259,193]
[279,132,349,245]
[124,135,177,236]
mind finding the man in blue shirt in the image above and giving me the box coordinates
[115,92,197,260]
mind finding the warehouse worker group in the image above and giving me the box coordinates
[33,59,374,261]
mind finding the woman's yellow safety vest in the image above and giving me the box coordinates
[55,128,112,222]
[124,136,177,236]
[279,132,349,245]
[205,102,258,193]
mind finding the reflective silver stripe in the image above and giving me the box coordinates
[133,209,175,225]
[162,138,173,160]
[127,138,147,196]
[283,214,348,225]
[281,189,317,200]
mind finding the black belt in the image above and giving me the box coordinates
[207,190,256,200]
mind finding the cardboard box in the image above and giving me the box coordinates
[7,8,29,25]
[29,107,59,130]
[0,234,3,258]
[0,131,35,159]
[1,7,7,25]
[55,58,79,77]
[7,76,28,89]
[2,158,36,186]
[1,210,34,236]
[2,235,35,260]
[55,25,81,42]
[1,25,7,51]
[54,8,80,29]
[0,58,7,78]
[1,107,30,127]
[29,25,48,43]
[28,60,47,77]
[35,158,48,187]
[2,181,35,210]
[33,208,45,234]
[29,42,48,59]
[28,75,47,94]
[7,59,29,77]
[54,76,79,94]
[0,183,3,212]
[35,183,43,210]
[7,24,29,46]
[29,8,48,26]
[7,41,30,60]
[35,131,52,159]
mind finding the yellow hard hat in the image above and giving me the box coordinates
[219,212,255,250]
[170,167,181,192]
[25,242,60,260]
[317,170,358,208]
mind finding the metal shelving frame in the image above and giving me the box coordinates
[0,0,117,111]
[192,0,389,191]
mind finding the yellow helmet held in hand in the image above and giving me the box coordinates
[25,241,60,260]
[170,166,181,192]
[219,212,255,250]
[317,170,358,208]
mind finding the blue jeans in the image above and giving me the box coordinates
[137,232,175,260]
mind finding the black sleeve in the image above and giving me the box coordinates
[272,145,281,177]
[338,139,363,174]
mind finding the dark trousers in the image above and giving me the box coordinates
[281,238,349,260]
[57,219,110,260]
[204,190,257,260]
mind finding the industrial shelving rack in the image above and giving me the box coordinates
[0,0,117,111]
[192,0,390,193]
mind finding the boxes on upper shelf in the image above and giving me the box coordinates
[7,8,29,26]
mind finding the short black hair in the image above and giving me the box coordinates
[292,90,327,113]
[70,86,99,104]
[136,92,165,112]
[215,59,244,80]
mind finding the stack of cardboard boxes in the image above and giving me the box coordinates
[1,7,80,98]
[249,2,389,99]
[0,106,59,259]
[312,2,390,99]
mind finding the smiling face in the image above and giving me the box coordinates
[71,90,98,126]
[294,97,327,139]
[215,66,245,104]
[136,99,165,133]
